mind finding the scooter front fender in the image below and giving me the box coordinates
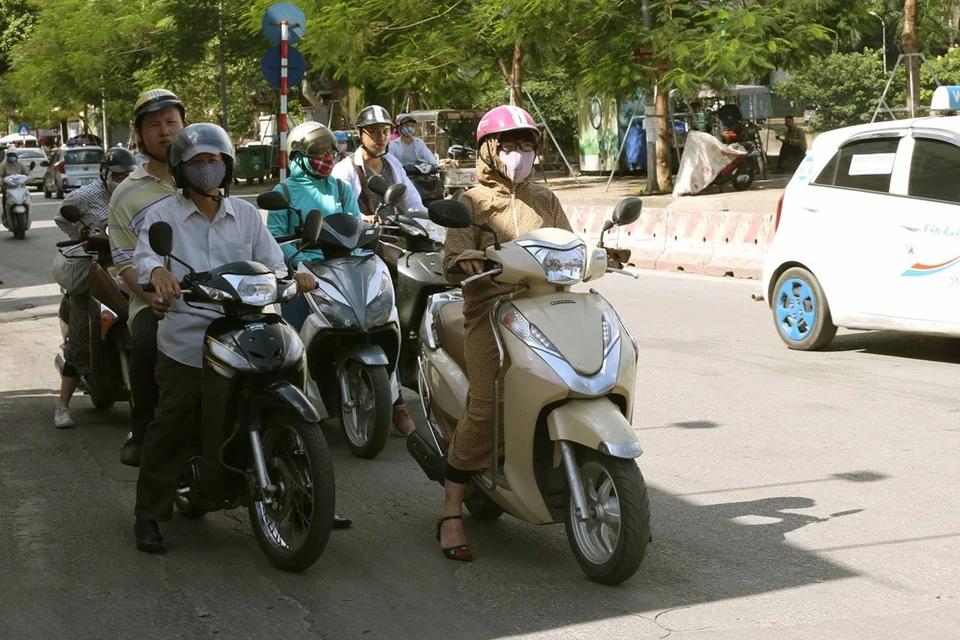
[250,380,321,423]
[336,344,389,368]
[547,398,642,459]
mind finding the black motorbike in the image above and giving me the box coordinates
[404,162,445,205]
[142,213,336,573]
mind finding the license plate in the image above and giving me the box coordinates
[78,178,94,185]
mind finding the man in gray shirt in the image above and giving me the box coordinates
[131,124,318,553]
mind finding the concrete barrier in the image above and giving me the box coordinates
[562,204,774,279]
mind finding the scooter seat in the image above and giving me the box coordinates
[436,301,467,375]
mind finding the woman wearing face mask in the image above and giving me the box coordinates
[436,105,573,562]
[387,114,439,168]
[267,122,361,332]
[51,147,137,428]
[333,130,351,162]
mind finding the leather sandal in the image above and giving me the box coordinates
[436,515,472,562]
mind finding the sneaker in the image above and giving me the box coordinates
[392,404,415,436]
[54,405,74,429]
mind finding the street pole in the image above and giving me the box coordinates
[279,20,289,182]
[219,0,228,130]
[102,94,108,148]
[869,11,887,72]
[642,0,658,193]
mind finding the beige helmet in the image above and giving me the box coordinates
[287,122,337,158]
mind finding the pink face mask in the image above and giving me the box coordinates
[498,150,535,183]
[309,154,335,177]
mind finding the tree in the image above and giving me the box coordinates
[903,0,921,114]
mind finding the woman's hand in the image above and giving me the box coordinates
[294,272,317,293]
[457,259,486,276]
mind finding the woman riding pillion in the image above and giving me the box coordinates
[437,105,573,562]
[52,147,138,428]
[271,120,415,436]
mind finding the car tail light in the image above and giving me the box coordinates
[57,160,66,174]
[774,192,785,232]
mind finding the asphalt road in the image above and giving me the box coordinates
[0,191,958,639]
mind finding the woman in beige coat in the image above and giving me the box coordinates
[438,106,573,561]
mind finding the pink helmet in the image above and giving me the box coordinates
[476,105,540,143]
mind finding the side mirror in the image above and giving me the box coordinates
[257,190,290,210]
[383,182,407,206]
[148,221,174,257]
[368,174,390,196]
[427,200,472,229]
[40,160,49,167]
[606,196,643,231]
[29,162,35,171]
[302,209,323,245]
[60,204,82,223]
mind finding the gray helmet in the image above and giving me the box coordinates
[167,123,235,195]
[287,121,337,158]
[100,146,138,184]
[357,105,393,129]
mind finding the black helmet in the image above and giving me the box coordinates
[133,88,185,129]
[167,123,235,196]
[100,146,138,186]
[357,105,392,129]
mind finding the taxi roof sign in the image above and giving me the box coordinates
[931,85,960,111]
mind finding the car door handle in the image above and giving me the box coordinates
[900,223,922,232]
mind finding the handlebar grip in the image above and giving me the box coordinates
[274,233,298,244]
[141,284,155,293]
[56,240,81,248]
[446,263,465,275]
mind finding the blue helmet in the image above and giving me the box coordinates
[333,131,348,142]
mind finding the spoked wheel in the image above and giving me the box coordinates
[732,162,756,190]
[564,448,650,585]
[248,414,335,572]
[772,267,837,350]
[340,362,392,459]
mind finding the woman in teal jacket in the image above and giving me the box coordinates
[266,121,415,435]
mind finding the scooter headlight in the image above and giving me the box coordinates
[364,274,394,328]
[223,273,278,306]
[278,279,299,303]
[311,288,359,328]
[520,241,586,285]
[499,303,562,359]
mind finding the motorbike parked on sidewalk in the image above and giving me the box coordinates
[54,205,133,411]
[3,171,33,239]
[258,187,401,460]
[408,196,652,585]
[710,140,762,192]
[142,213,336,572]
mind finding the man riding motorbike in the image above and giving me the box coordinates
[52,147,137,428]
[436,105,573,562]
[387,114,438,167]
[130,123,319,553]
[1,148,28,222]
[108,88,184,467]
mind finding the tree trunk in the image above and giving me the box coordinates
[511,39,524,108]
[655,90,672,191]
[903,0,921,116]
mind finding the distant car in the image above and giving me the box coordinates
[762,115,960,350]
[42,145,103,199]
[12,147,47,189]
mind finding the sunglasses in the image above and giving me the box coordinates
[499,141,536,153]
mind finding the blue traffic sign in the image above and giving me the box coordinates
[262,2,306,45]
[16,125,29,136]
[261,45,306,88]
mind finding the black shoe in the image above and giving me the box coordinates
[134,518,165,553]
[332,514,353,529]
[120,438,143,467]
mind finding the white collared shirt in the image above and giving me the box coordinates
[134,194,287,368]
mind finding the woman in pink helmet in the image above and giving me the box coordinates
[436,105,573,562]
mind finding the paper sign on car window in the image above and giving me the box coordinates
[848,153,896,176]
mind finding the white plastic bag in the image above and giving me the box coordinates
[673,131,747,197]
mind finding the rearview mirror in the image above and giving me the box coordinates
[383,182,407,206]
[611,196,642,227]
[427,200,472,229]
[368,174,390,196]
[302,209,323,245]
[40,160,49,168]
[28,161,35,171]
[257,190,290,211]
[60,204,81,223]
[148,221,174,257]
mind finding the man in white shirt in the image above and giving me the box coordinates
[131,124,317,553]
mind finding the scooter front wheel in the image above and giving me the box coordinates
[564,447,651,585]
[340,362,392,459]
[248,413,336,573]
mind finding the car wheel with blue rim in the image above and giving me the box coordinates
[772,267,837,350]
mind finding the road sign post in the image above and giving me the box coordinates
[262,2,306,183]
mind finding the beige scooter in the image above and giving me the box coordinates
[407,197,650,585]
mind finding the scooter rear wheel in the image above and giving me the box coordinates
[564,447,650,585]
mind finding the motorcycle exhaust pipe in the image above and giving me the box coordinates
[406,430,447,485]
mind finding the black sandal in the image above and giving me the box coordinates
[436,515,473,562]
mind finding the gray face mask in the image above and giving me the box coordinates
[182,161,226,193]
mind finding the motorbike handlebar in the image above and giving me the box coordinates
[56,239,83,248]
[446,259,498,276]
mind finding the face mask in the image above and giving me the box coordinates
[182,161,226,193]
[106,179,123,194]
[337,142,348,154]
[309,154,335,177]
[401,126,415,137]
[6,156,16,163]
[498,150,535,183]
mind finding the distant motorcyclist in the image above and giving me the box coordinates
[388,114,438,167]
[52,147,137,428]
[333,130,351,162]
[1,149,28,217]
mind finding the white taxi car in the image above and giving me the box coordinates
[762,108,960,350]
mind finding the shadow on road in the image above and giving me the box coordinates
[826,332,960,365]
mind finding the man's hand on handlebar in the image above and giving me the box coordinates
[150,267,181,301]
[456,259,486,276]
[293,272,317,294]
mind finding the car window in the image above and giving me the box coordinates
[908,137,960,204]
[16,149,45,159]
[812,137,900,193]
[65,149,103,164]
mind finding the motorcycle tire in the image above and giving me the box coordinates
[340,363,392,459]
[732,163,756,191]
[84,375,115,411]
[564,447,650,585]
[248,413,336,573]
[464,483,504,521]
[13,212,27,239]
